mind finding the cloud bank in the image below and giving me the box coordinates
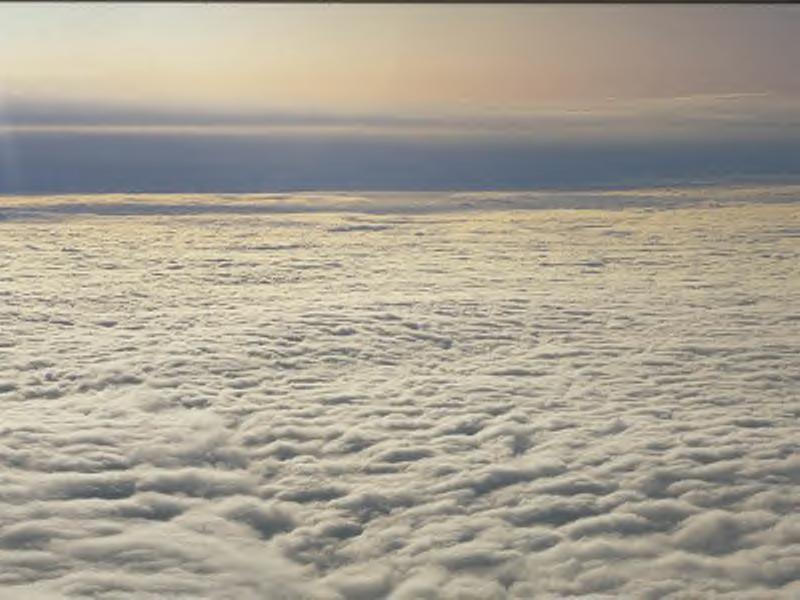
[0,198,797,598]
[0,94,798,194]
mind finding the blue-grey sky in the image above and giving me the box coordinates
[1,4,798,193]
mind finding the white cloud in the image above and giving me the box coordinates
[0,195,797,597]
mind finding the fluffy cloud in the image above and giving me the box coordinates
[0,195,797,597]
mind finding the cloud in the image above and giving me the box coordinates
[0,94,798,194]
[2,93,798,140]
[0,196,797,597]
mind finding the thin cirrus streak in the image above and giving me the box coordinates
[2,92,798,138]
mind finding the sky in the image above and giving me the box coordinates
[1,3,799,193]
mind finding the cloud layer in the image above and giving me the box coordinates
[1,94,799,194]
[0,197,798,598]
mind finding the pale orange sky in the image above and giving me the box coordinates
[1,4,799,116]
[1,3,799,194]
